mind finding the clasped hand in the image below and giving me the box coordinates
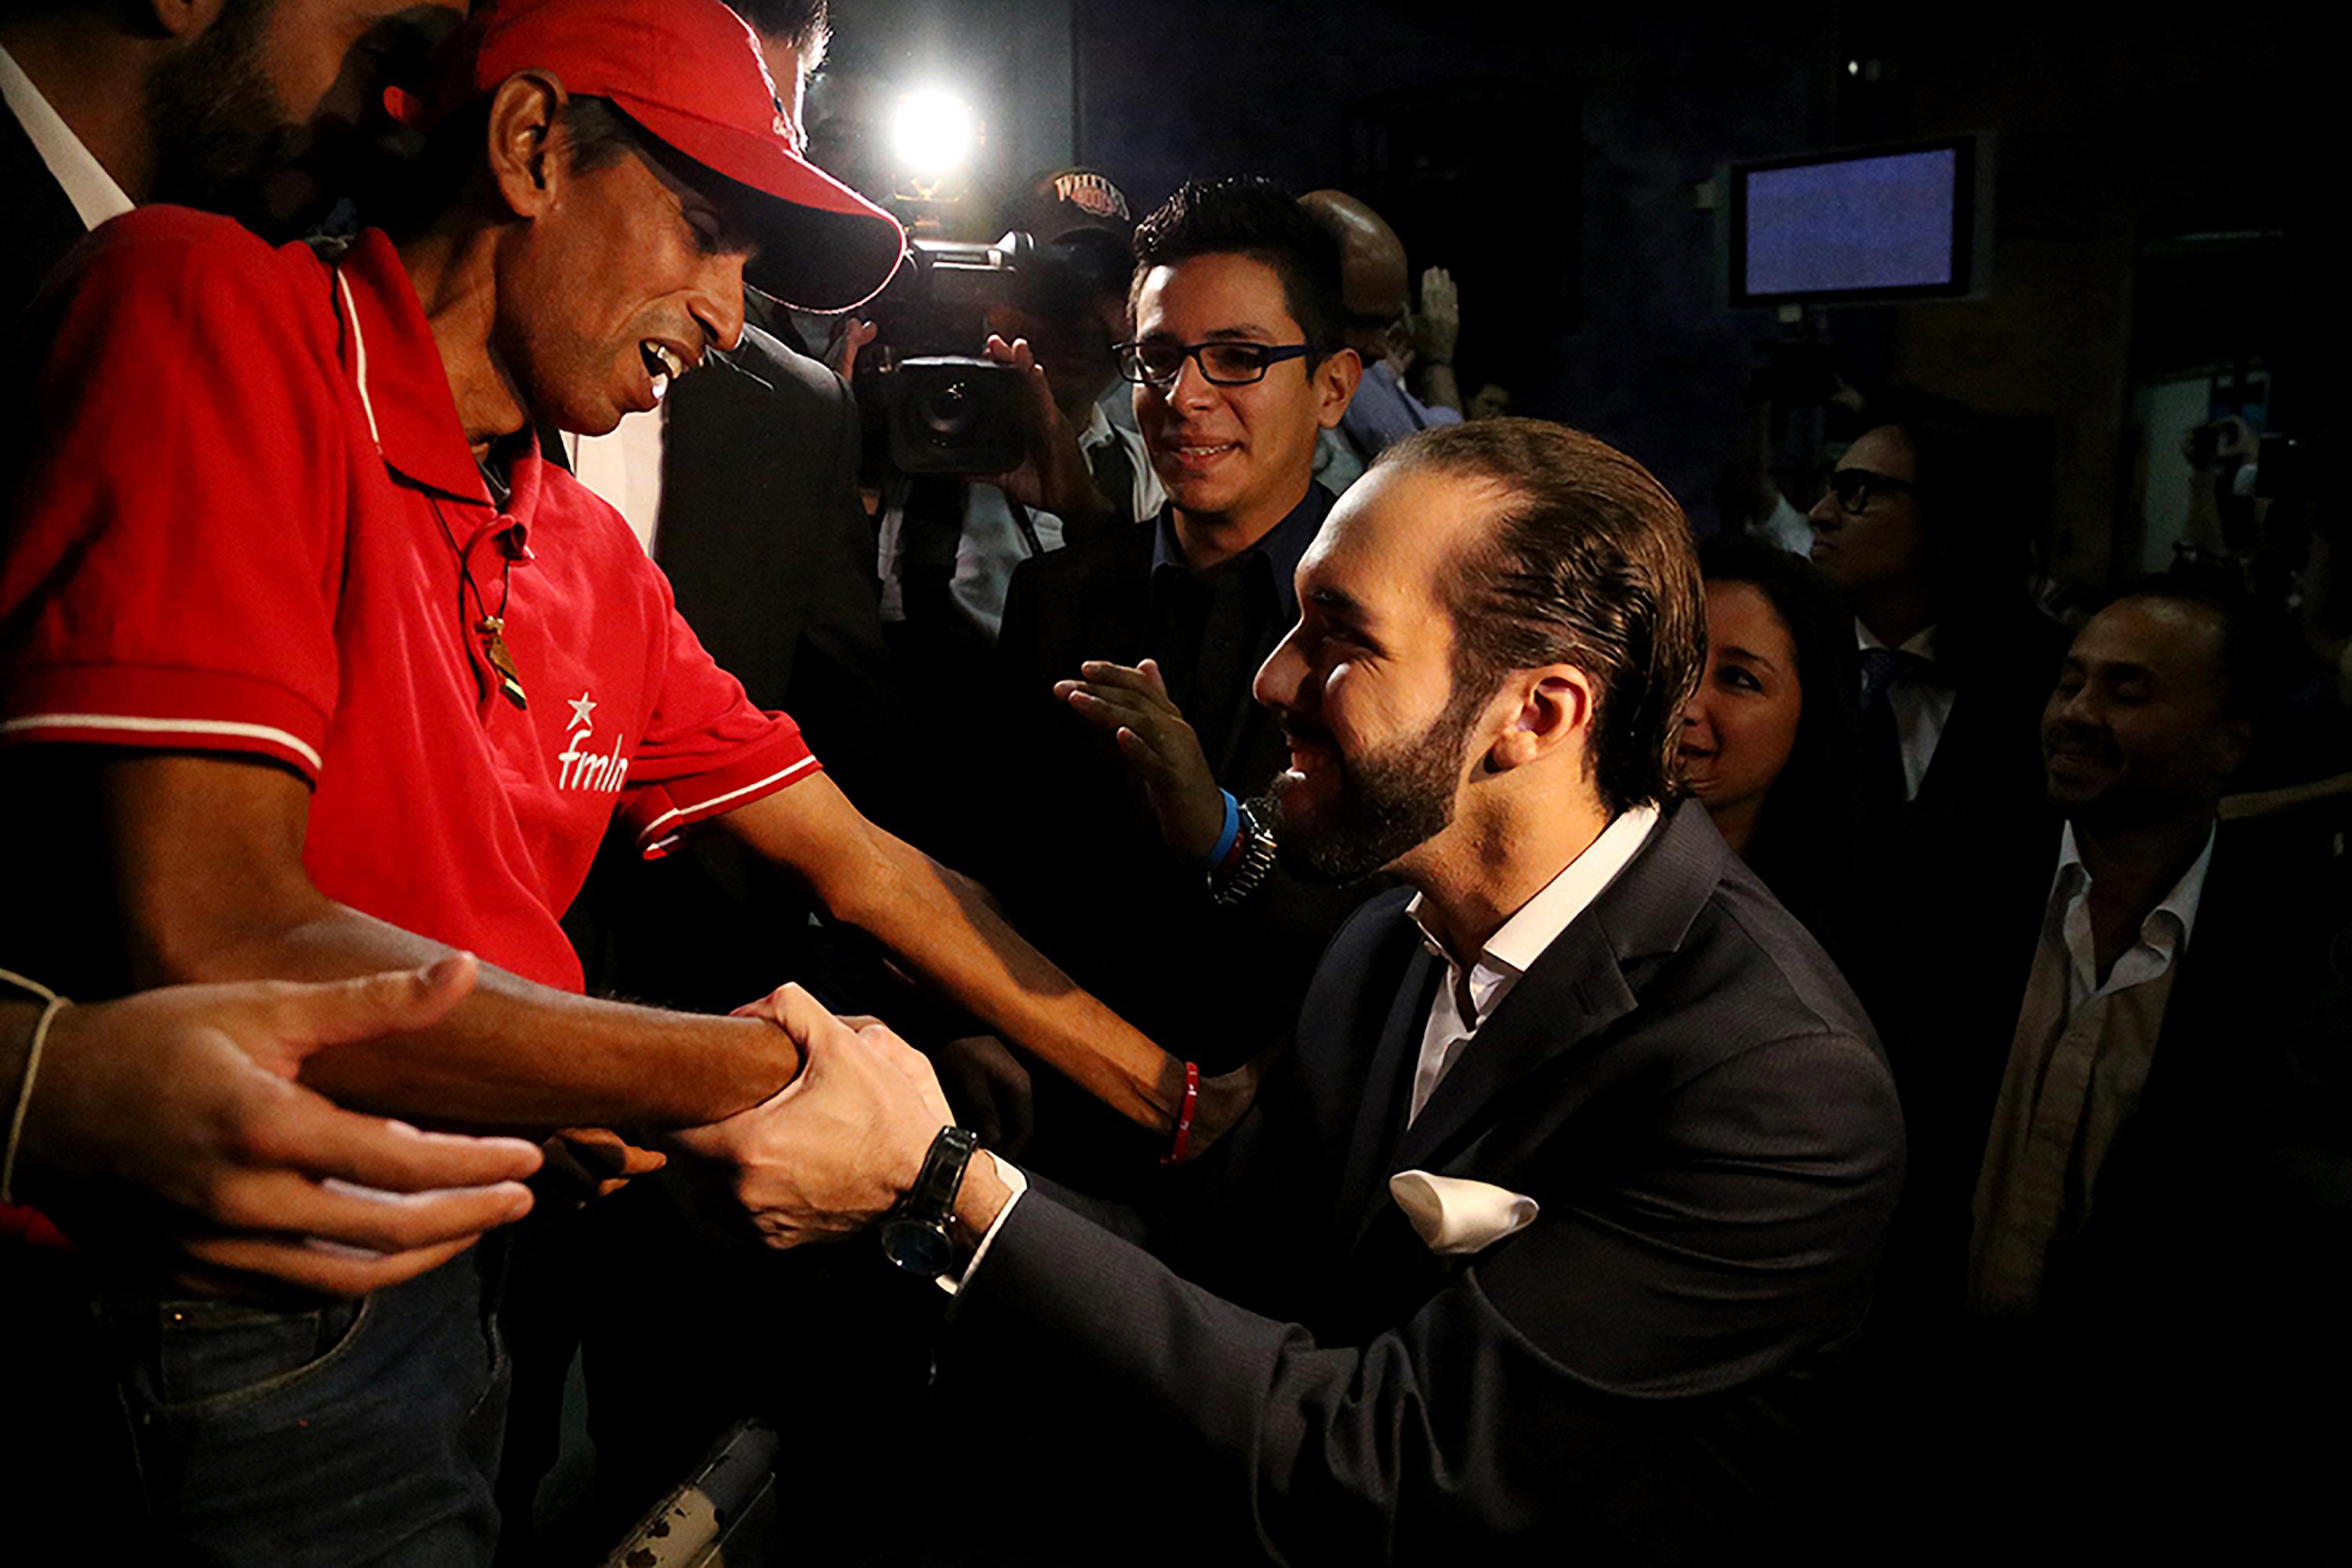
[19,955,543,1302]
[666,985,954,1249]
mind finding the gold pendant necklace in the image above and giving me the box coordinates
[431,495,528,711]
[477,615,529,710]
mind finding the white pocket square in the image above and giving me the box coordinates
[1388,1171,1540,1255]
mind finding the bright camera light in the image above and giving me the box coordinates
[891,86,978,180]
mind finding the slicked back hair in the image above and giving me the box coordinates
[1383,419,1705,815]
[1129,176,1345,364]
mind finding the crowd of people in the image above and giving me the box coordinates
[0,0,2341,1563]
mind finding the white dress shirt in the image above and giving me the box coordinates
[1857,619,1959,802]
[0,42,132,231]
[938,1152,1026,1297]
[1403,805,1661,1126]
[1967,822,2215,1316]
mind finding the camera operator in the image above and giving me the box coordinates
[954,168,1165,641]
[869,167,1163,658]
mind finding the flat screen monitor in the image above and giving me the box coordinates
[1730,136,1985,305]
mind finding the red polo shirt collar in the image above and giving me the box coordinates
[332,230,550,564]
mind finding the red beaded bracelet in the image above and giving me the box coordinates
[1161,1059,1200,1164]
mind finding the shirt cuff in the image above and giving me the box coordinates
[936,1152,1026,1298]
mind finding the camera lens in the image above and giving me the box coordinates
[917,379,978,445]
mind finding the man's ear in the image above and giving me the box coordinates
[1484,666,1596,773]
[485,71,570,221]
[2212,713,2256,783]
[1316,346,1364,430]
[145,0,227,43]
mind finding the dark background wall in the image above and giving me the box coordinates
[825,0,2321,583]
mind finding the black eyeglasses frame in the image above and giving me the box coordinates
[1114,339,1322,389]
[1825,466,1918,514]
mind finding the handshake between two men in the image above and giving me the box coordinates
[664,983,1020,1261]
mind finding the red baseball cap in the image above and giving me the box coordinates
[390,0,905,313]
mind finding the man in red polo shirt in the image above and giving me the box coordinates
[0,0,1216,1559]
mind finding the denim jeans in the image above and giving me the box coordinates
[95,1244,510,1566]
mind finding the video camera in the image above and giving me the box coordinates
[855,230,1040,476]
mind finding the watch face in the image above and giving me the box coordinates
[880,1216,955,1277]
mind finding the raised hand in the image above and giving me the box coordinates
[1413,266,1460,367]
[1054,657,1227,862]
[15,954,543,1301]
[981,333,1118,534]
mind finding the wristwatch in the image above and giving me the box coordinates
[1208,799,1278,907]
[879,1125,981,1277]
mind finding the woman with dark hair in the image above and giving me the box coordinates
[1681,535,1863,960]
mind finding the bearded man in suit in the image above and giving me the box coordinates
[724,416,1907,1563]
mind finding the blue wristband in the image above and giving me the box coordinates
[1203,789,1241,868]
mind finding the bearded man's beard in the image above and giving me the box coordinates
[1261,680,1488,886]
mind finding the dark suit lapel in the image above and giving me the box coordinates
[1086,524,1160,669]
[1340,801,1725,1254]
[1330,945,1444,1239]
[1384,920,1638,1183]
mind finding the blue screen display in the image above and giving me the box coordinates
[1743,147,1958,297]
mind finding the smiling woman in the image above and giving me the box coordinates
[1686,535,1864,960]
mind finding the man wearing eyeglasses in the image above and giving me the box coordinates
[970,176,1368,1180]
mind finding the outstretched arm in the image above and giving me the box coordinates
[29,751,804,1131]
[5,955,543,1300]
[716,773,1207,1137]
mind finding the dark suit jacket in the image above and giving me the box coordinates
[1880,815,2343,1310]
[1849,816,2347,1552]
[2,103,95,328]
[946,800,1906,1564]
[564,318,909,1016]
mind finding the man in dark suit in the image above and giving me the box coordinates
[1864,586,2343,1552]
[972,177,1369,1178]
[1,0,463,320]
[717,418,1907,1562]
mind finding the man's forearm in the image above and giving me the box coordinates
[1415,361,1462,414]
[829,837,1184,1131]
[167,903,799,1132]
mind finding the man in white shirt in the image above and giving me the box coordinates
[695,418,1904,1561]
[1969,588,2256,1313]
[0,0,463,316]
[1901,589,2345,1555]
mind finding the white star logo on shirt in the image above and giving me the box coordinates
[568,691,597,731]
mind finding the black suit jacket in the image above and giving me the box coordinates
[1850,817,2348,1552]
[1888,815,2342,1319]
[2,103,96,328]
[947,800,1906,1564]
[565,320,909,1015]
